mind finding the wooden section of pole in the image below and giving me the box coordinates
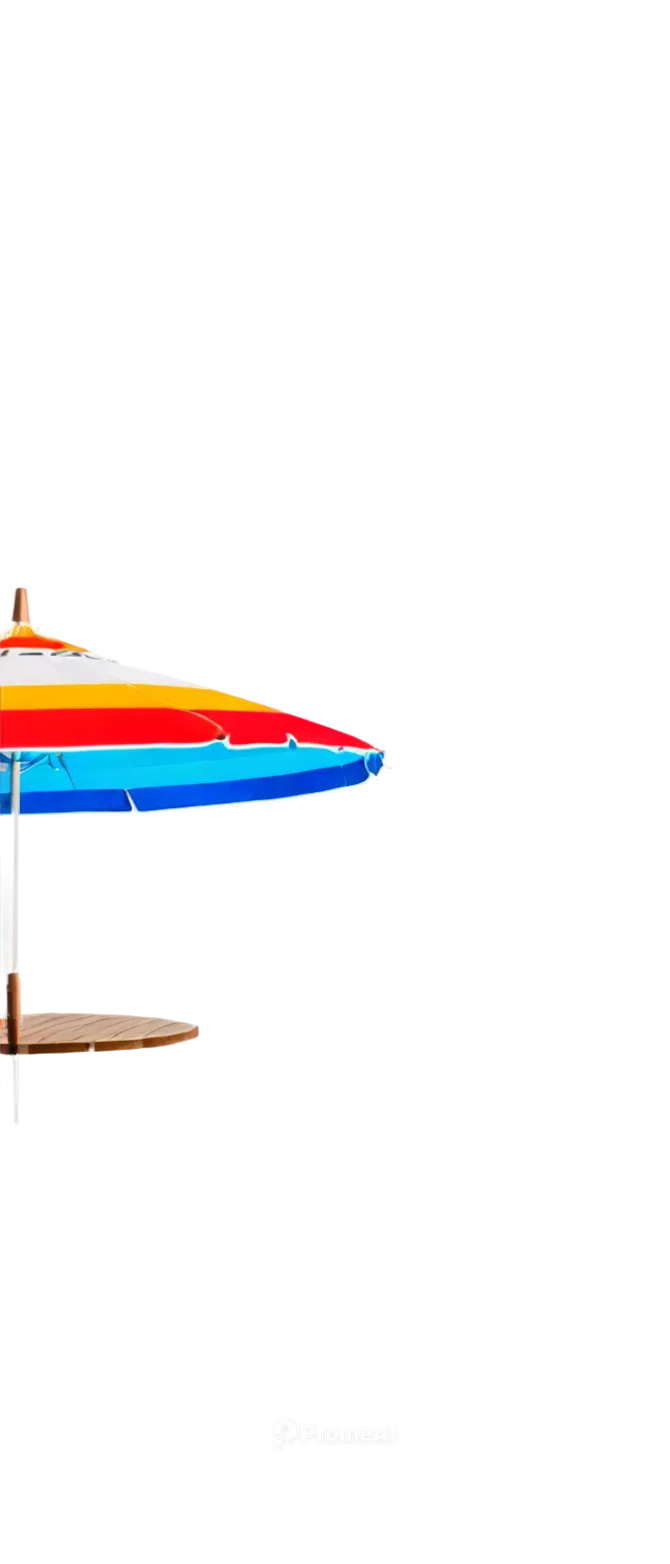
[6,973,20,1053]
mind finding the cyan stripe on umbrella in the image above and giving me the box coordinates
[10,743,375,793]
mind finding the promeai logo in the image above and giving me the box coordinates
[275,1420,300,1451]
[270,1420,400,1451]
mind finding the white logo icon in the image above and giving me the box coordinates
[275,1413,300,1445]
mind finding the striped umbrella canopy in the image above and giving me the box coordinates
[0,589,383,812]
[0,588,383,1114]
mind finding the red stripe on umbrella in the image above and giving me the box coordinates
[197,709,378,751]
[0,708,223,750]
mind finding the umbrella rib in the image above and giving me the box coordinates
[57,753,76,790]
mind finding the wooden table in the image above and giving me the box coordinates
[0,1013,198,1055]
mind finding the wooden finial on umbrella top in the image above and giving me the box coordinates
[8,584,31,625]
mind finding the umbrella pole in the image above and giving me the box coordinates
[7,754,21,1123]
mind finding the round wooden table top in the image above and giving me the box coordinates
[0,1013,199,1055]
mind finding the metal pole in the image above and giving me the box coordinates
[8,754,20,1123]
[5,596,27,1125]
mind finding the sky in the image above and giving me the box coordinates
[0,7,660,591]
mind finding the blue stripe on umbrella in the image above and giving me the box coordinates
[0,756,374,819]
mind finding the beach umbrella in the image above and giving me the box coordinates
[0,588,383,1119]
